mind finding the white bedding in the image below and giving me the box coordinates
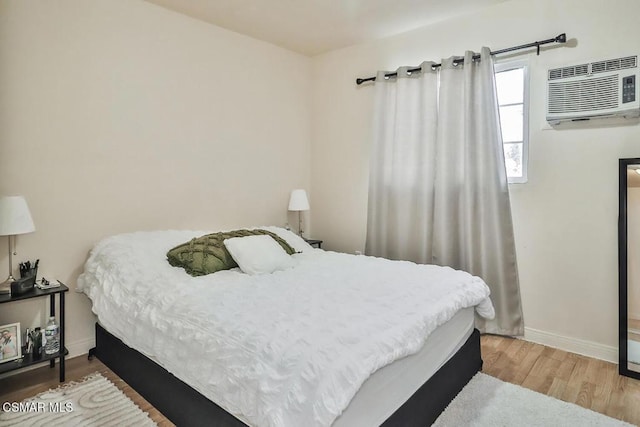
[78,230,494,427]
[334,307,475,426]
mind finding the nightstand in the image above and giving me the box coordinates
[0,283,69,381]
[305,239,323,249]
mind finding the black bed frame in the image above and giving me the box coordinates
[89,323,482,426]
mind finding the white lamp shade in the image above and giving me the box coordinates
[0,196,36,236]
[288,189,310,211]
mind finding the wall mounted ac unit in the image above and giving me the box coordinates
[546,55,639,125]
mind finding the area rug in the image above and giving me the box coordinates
[433,372,632,426]
[0,373,156,426]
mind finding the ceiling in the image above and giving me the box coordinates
[145,0,509,56]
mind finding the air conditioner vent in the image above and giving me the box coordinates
[548,75,619,113]
[548,64,589,80]
[591,56,637,74]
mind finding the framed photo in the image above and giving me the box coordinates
[0,322,21,364]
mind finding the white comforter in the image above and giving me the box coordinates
[78,230,494,427]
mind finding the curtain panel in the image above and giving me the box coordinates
[365,48,524,336]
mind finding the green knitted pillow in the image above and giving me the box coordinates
[167,229,295,276]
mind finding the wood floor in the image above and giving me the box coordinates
[482,335,640,425]
[1,335,640,426]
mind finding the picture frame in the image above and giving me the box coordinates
[0,322,22,364]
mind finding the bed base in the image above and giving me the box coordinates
[91,323,482,426]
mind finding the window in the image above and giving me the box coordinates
[495,61,529,183]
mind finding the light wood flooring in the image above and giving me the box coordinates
[482,335,640,425]
[1,335,639,426]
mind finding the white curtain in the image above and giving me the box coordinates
[365,48,524,336]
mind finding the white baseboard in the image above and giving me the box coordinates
[66,336,95,358]
[524,327,618,363]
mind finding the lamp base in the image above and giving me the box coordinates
[298,211,304,238]
[0,275,15,294]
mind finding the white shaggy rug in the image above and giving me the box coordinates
[433,373,632,427]
[0,373,156,426]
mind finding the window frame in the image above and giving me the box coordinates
[494,59,530,184]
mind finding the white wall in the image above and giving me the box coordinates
[310,0,640,360]
[0,0,311,356]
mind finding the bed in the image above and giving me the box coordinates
[78,227,494,426]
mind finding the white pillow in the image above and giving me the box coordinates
[224,235,295,275]
[258,226,315,253]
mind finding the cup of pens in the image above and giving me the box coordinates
[11,259,38,296]
[19,259,38,280]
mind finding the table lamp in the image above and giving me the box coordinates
[288,189,310,237]
[0,196,36,293]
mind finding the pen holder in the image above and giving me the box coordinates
[20,266,37,280]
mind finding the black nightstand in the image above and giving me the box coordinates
[0,283,69,381]
[305,239,323,249]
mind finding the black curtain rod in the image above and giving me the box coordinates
[355,33,567,85]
